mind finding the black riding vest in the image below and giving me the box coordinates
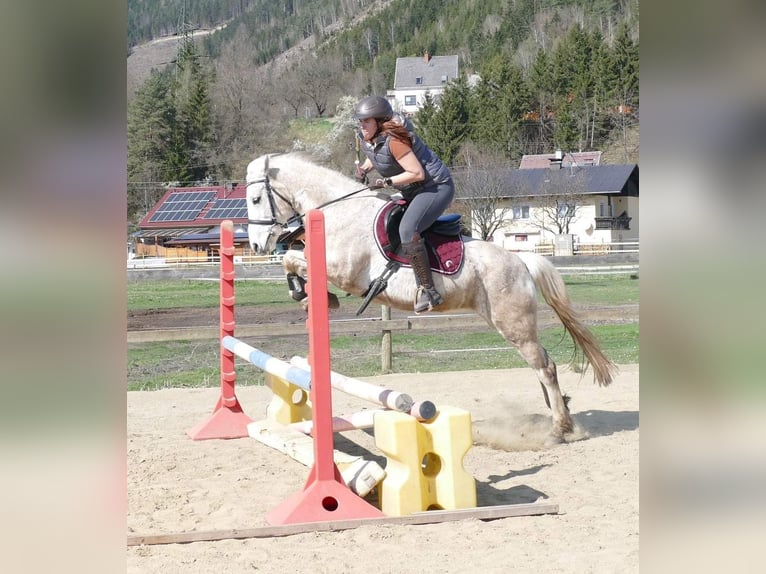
[358,116,451,190]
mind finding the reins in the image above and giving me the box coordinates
[247,171,382,230]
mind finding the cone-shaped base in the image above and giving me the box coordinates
[266,465,384,525]
[187,403,254,440]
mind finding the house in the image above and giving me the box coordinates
[132,183,252,260]
[388,52,459,115]
[454,163,639,254]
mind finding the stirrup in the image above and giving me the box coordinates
[413,286,443,314]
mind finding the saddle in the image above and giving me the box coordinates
[354,200,465,315]
[373,200,465,275]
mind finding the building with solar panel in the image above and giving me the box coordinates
[133,183,255,261]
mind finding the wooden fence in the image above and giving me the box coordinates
[128,302,639,372]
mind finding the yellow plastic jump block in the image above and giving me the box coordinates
[264,372,312,425]
[374,406,476,517]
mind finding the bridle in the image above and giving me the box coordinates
[246,173,302,249]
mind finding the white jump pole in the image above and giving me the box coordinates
[290,356,437,421]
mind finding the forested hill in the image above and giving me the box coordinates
[127,0,639,224]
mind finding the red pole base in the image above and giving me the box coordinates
[266,463,384,525]
[186,399,253,440]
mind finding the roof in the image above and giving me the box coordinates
[394,55,459,90]
[137,183,248,241]
[519,151,603,169]
[455,164,639,199]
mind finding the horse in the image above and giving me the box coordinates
[245,152,616,445]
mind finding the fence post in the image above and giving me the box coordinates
[381,305,392,373]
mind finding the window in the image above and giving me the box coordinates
[415,76,423,85]
[599,202,613,217]
[441,75,448,83]
[404,95,417,106]
[515,234,528,242]
[558,203,576,218]
[512,205,530,220]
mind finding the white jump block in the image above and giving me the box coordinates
[247,419,386,498]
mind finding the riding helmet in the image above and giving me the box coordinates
[354,96,394,121]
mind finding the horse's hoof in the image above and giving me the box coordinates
[544,434,566,448]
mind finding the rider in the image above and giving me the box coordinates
[353,95,455,314]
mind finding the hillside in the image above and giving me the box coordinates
[127,26,225,98]
[127,0,395,101]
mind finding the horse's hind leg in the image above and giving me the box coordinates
[516,339,574,445]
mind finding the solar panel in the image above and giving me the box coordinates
[201,198,248,220]
[148,191,216,223]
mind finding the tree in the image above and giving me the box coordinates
[416,78,470,165]
[127,70,175,185]
[531,169,587,235]
[469,56,531,160]
[171,39,214,181]
[297,56,340,117]
[127,70,178,223]
[605,24,639,160]
[451,144,513,241]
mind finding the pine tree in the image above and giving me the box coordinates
[416,78,470,166]
[171,40,214,182]
[127,70,176,183]
[468,56,531,160]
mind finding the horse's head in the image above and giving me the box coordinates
[245,154,296,254]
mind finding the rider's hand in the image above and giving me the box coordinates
[355,164,368,184]
[368,178,386,190]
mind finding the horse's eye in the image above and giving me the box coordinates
[251,196,261,205]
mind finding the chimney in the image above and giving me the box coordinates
[549,150,564,170]
[424,51,431,63]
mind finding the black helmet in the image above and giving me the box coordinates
[354,96,393,121]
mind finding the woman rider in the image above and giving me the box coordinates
[353,95,455,314]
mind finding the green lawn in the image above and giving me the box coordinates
[127,275,639,311]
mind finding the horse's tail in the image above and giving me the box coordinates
[516,252,617,386]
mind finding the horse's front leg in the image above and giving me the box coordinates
[282,250,339,309]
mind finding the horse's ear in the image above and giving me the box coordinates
[264,154,270,174]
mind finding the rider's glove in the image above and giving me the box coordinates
[355,164,368,184]
[368,178,386,190]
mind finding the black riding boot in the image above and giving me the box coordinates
[402,238,444,314]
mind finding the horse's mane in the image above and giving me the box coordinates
[266,152,370,205]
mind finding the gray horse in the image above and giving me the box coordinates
[245,152,616,444]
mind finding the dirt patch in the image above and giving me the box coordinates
[128,302,639,331]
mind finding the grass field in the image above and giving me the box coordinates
[127,275,639,311]
[127,275,639,391]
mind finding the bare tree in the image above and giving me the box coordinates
[531,169,587,235]
[281,67,305,117]
[297,56,339,117]
[452,145,513,241]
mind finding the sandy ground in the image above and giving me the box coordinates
[127,363,638,573]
